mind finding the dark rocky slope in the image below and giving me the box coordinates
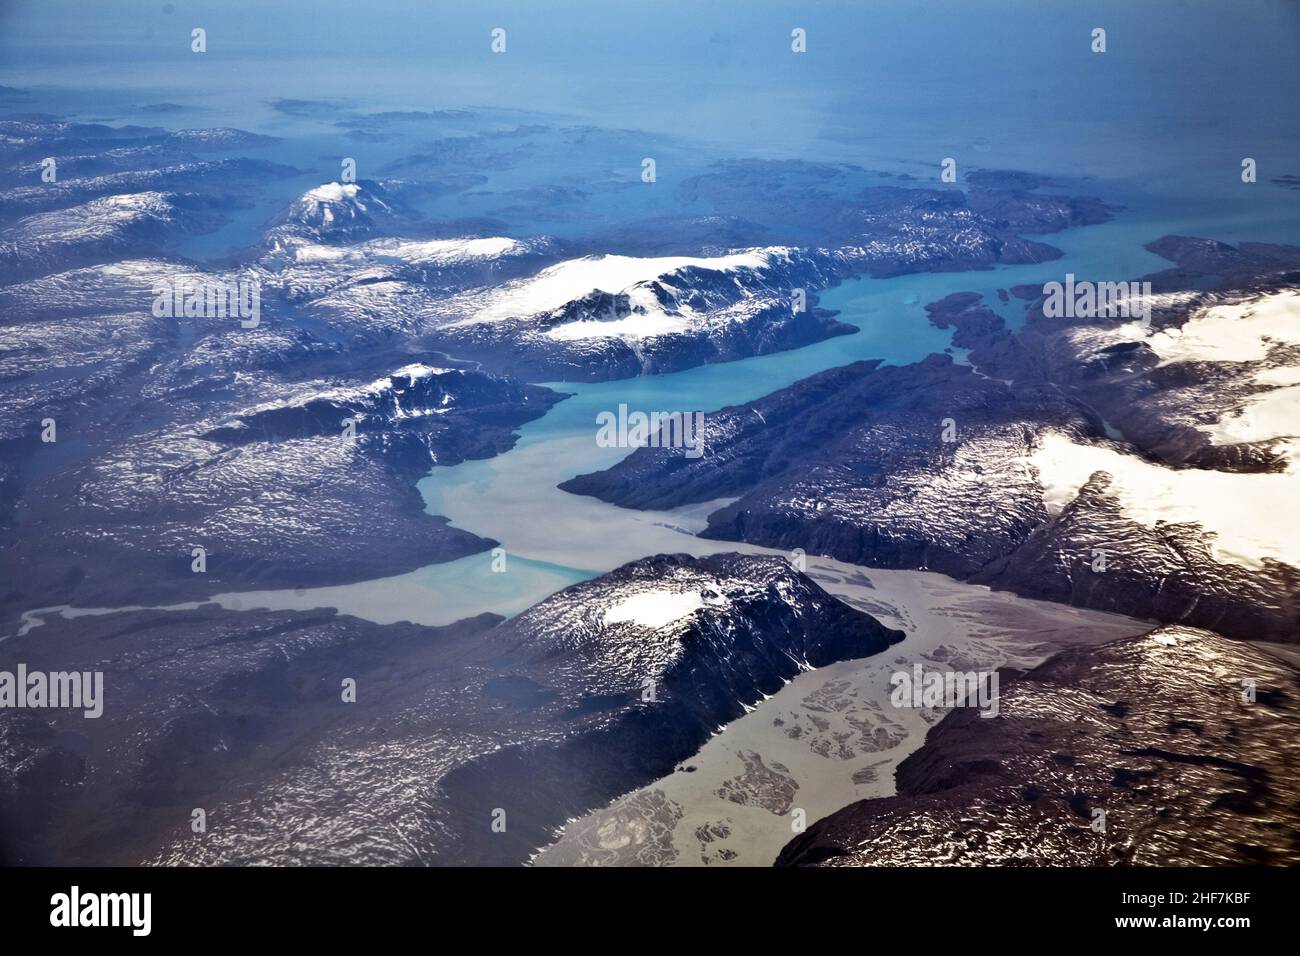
[0,553,903,866]
[776,626,1300,866]
[0,356,561,616]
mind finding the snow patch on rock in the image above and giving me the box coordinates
[603,588,726,629]
[1029,432,1299,569]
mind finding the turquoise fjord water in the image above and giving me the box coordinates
[4,1,1299,624]
[219,204,1300,626]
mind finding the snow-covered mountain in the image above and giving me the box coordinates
[0,157,296,218]
[14,355,559,607]
[0,191,218,283]
[0,553,902,865]
[416,246,856,380]
[265,180,398,245]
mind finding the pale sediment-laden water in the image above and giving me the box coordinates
[191,201,1288,625]
[8,205,1239,635]
[535,561,1149,866]
[5,222,1162,871]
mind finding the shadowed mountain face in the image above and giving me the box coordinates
[0,341,563,614]
[776,626,1300,867]
[561,352,1088,555]
[0,553,902,866]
